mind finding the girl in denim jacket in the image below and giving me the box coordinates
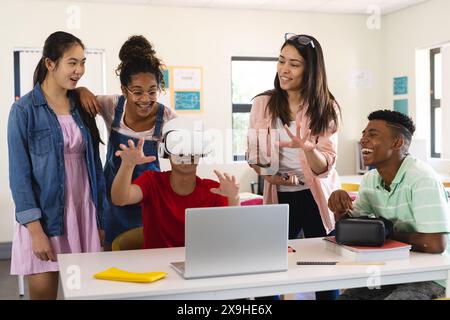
[8,31,105,299]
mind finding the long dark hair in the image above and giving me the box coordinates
[115,35,165,90]
[33,31,103,146]
[258,34,340,136]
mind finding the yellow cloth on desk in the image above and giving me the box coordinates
[94,267,167,283]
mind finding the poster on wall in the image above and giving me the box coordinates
[163,69,170,88]
[173,67,202,89]
[172,67,203,112]
[154,66,203,112]
[174,91,201,111]
[157,69,171,109]
[394,99,408,115]
[394,76,408,95]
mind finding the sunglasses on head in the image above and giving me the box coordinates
[284,33,315,49]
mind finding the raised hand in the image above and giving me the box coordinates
[115,138,156,167]
[278,122,316,151]
[210,170,240,206]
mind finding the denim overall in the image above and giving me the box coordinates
[104,96,165,244]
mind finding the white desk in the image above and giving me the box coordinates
[58,238,450,300]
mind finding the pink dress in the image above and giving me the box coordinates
[10,115,101,275]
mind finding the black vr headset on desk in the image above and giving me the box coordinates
[335,213,394,247]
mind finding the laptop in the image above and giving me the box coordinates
[170,204,289,279]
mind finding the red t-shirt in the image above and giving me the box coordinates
[132,171,228,249]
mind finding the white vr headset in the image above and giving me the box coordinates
[158,117,212,160]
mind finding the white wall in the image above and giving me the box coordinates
[382,0,450,172]
[0,0,384,242]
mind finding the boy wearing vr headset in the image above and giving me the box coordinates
[328,110,450,300]
[111,118,240,250]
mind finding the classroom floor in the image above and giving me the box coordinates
[0,259,28,300]
[0,258,314,300]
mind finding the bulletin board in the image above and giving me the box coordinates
[393,76,408,95]
[159,66,203,113]
[394,99,409,115]
[393,76,408,115]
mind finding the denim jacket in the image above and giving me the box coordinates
[7,84,105,236]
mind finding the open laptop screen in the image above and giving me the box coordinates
[172,204,289,279]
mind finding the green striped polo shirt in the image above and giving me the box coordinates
[352,155,450,233]
[352,155,450,288]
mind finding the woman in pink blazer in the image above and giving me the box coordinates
[248,34,341,299]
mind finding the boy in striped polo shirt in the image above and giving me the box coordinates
[329,110,450,300]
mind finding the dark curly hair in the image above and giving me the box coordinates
[368,109,415,153]
[115,35,165,90]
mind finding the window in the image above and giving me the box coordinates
[430,48,442,158]
[231,57,278,161]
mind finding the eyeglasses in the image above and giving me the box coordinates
[124,86,158,101]
[284,33,315,49]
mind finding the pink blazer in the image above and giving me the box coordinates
[248,95,341,234]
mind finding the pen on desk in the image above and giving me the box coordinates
[296,261,385,266]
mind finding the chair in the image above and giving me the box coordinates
[111,227,144,251]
